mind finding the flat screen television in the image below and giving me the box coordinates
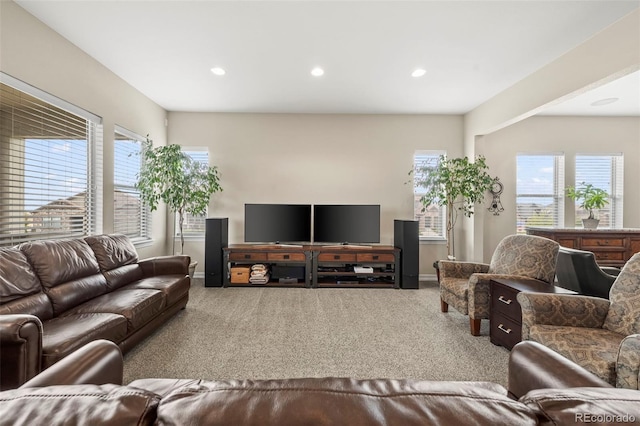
[244,204,311,243]
[313,204,380,244]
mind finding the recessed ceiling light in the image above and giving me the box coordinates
[411,68,427,78]
[311,67,324,77]
[210,67,226,76]
[590,97,619,106]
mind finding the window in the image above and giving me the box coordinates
[516,154,565,233]
[0,74,103,246]
[175,148,209,237]
[574,154,623,228]
[413,151,445,239]
[114,126,150,242]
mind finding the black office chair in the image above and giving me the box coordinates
[555,246,620,299]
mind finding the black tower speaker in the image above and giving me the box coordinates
[394,220,419,289]
[205,218,228,287]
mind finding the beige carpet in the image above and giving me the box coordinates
[123,280,510,386]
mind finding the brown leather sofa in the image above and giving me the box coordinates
[0,234,190,390]
[1,340,638,426]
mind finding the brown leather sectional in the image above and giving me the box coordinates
[1,339,638,426]
[0,234,190,390]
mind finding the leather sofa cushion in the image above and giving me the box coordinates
[130,378,203,398]
[86,235,143,291]
[121,275,190,306]
[20,239,110,315]
[85,234,139,271]
[42,313,128,369]
[156,378,538,426]
[0,384,159,426]
[0,248,42,304]
[102,264,144,292]
[20,239,101,288]
[0,292,53,320]
[61,289,165,332]
[521,387,640,425]
[44,274,110,317]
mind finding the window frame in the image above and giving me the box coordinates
[516,153,565,233]
[114,125,151,244]
[0,73,103,247]
[173,147,209,240]
[573,153,623,229]
[413,150,447,242]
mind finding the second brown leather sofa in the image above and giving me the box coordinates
[0,234,190,390]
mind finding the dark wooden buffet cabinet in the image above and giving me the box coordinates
[223,244,399,288]
[525,227,640,268]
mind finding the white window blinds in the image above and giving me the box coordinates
[175,149,208,236]
[516,154,565,233]
[0,75,103,246]
[114,126,150,241]
[413,151,445,239]
[574,154,624,228]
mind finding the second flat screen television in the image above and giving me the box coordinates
[244,204,311,243]
[313,204,380,244]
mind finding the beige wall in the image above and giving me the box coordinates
[480,115,640,262]
[168,112,462,274]
[0,1,169,258]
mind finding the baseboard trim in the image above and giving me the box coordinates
[421,273,437,281]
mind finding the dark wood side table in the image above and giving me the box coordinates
[490,278,576,350]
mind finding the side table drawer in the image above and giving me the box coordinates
[490,285,521,322]
[490,312,522,350]
[582,237,625,248]
[593,251,625,262]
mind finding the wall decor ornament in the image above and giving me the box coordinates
[488,177,504,216]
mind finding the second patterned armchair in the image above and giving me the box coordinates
[438,234,559,336]
[518,252,640,390]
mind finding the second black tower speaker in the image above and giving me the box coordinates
[394,220,419,289]
[205,218,228,287]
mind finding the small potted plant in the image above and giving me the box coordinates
[566,182,609,229]
[136,137,223,276]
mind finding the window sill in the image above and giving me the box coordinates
[131,238,153,248]
[174,235,205,241]
[419,237,447,244]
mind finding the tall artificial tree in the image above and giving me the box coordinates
[136,138,222,254]
[414,155,493,259]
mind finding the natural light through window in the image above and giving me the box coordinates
[413,151,445,240]
[516,154,565,233]
[574,154,623,228]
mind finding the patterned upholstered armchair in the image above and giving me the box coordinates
[438,234,559,336]
[518,252,640,390]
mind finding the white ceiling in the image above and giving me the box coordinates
[15,0,640,115]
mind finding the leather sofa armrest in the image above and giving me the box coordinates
[0,314,43,390]
[508,341,612,400]
[139,255,190,277]
[517,292,610,340]
[20,340,123,388]
[616,334,640,390]
[438,260,490,280]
